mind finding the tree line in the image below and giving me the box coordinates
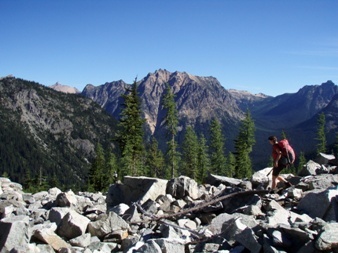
[87,81,256,192]
[88,82,338,192]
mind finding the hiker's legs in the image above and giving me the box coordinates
[272,175,287,189]
[271,164,284,189]
[272,175,277,189]
[277,175,288,183]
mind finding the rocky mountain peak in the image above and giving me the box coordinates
[50,82,80,94]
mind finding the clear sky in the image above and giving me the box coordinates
[1,0,337,96]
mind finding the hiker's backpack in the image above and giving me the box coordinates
[278,139,295,164]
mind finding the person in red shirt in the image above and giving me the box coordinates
[268,136,292,190]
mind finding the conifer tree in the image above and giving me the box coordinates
[209,118,226,175]
[104,150,118,188]
[316,112,327,155]
[118,79,145,176]
[234,111,255,178]
[334,132,338,158]
[145,137,165,178]
[88,142,105,191]
[197,134,210,183]
[297,151,306,172]
[181,126,199,179]
[227,152,236,178]
[162,83,179,178]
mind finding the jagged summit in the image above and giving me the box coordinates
[50,82,80,94]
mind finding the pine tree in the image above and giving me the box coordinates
[234,111,255,178]
[181,126,199,179]
[334,132,338,158]
[104,150,118,188]
[316,112,326,155]
[118,79,145,176]
[162,83,179,178]
[209,119,226,175]
[227,152,236,178]
[197,134,210,183]
[88,143,105,191]
[297,151,306,172]
[145,137,165,178]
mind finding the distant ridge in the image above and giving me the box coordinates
[82,70,338,168]
[50,82,80,94]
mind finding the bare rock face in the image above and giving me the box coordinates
[50,82,80,94]
[82,69,244,137]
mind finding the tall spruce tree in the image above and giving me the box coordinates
[88,142,105,191]
[145,137,165,178]
[197,134,210,183]
[104,150,118,187]
[334,132,338,158]
[297,151,306,173]
[227,152,236,178]
[181,126,199,179]
[162,83,179,178]
[234,111,255,178]
[118,79,145,176]
[209,119,227,175]
[316,112,327,155]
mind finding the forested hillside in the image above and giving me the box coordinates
[0,77,117,191]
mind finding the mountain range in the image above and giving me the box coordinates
[81,69,338,167]
[1,70,337,188]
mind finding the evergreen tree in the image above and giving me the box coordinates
[162,83,179,178]
[197,134,210,183]
[316,112,327,155]
[227,152,236,178]
[209,119,227,175]
[88,143,105,191]
[145,137,165,178]
[181,126,199,179]
[104,150,118,188]
[118,79,145,176]
[234,111,255,178]
[297,151,306,172]
[333,132,338,158]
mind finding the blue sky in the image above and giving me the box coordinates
[1,0,337,96]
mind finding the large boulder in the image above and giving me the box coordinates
[205,173,243,187]
[57,209,90,240]
[106,176,168,207]
[315,222,338,251]
[55,190,78,208]
[87,211,130,239]
[251,167,272,187]
[166,176,201,200]
[0,215,30,252]
[298,160,322,176]
[221,217,261,253]
[297,187,338,221]
[33,228,70,251]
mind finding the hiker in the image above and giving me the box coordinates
[268,136,292,190]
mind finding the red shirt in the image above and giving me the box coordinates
[272,144,281,160]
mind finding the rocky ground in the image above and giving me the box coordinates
[1,155,338,253]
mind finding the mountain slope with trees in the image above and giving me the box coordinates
[0,77,117,191]
[2,71,338,192]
